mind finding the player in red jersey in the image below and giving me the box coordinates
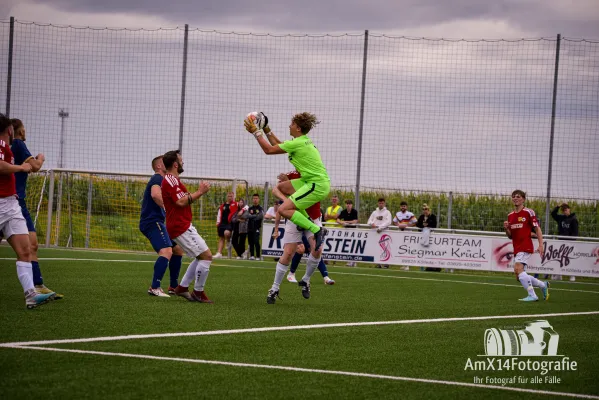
[160,150,213,303]
[266,170,326,304]
[0,113,55,308]
[503,190,549,302]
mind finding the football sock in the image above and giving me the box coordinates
[318,259,328,278]
[290,211,319,233]
[194,260,211,291]
[529,275,546,289]
[169,255,183,288]
[302,254,320,284]
[31,261,43,286]
[181,259,199,288]
[290,251,303,274]
[272,262,289,291]
[151,256,169,289]
[518,272,537,297]
[16,261,34,293]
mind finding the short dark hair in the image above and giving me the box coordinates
[345,199,353,204]
[162,150,180,169]
[0,113,11,133]
[151,155,163,171]
[561,203,570,211]
[511,190,526,199]
[400,201,408,206]
[252,193,259,197]
[378,198,385,202]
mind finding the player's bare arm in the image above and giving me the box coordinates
[0,160,32,174]
[264,125,283,146]
[272,211,281,238]
[503,221,512,239]
[26,153,45,172]
[150,185,164,208]
[174,182,210,208]
[534,226,544,254]
[244,119,286,155]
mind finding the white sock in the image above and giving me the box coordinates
[271,262,289,291]
[518,272,537,297]
[530,276,546,289]
[181,259,199,287]
[194,260,211,291]
[16,261,34,294]
[301,254,320,284]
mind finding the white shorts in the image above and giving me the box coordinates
[172,224,209,258]
[0,197,28,239]
[282,218,322,246]
[514,252,532,267]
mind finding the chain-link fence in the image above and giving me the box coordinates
[2,19,598,241]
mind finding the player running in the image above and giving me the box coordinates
[0,113,55,308]
[10,119,63,299]
[160,150,213,303]
[139,155,185,297]
[244,112,330,251]
[503,190,549,302]
[266,171,328,304]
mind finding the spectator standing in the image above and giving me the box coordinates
[338,199,359,266]
[416,204,439,271]
[247,193,263,261]
[215,192,238,258]
[368,198,392,269]
[324,195,342,227]
[232,198,250,259]
[393,201,416,270]
[551,203,579,281]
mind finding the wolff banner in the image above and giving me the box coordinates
[261,223,599,277]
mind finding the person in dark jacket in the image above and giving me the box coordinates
[551,203,579,281]
[551,203,579,238]
[416,204,439,271]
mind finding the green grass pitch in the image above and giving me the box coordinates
[1,246,598,399]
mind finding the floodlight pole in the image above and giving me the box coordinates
[58,109,69,168]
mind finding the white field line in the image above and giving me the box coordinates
[3,257,595,295]
[2,311,598,347]
[1,345,597,400]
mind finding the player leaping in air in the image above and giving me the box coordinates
[244,112,330,251]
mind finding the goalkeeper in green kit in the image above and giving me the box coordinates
[244,112,330,251]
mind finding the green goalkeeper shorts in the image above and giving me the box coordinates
[289,178,331,211]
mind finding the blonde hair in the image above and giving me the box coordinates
[422,203,430,210]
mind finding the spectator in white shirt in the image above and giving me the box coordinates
[393,201,417,231]
[368,198,392,269]
[265,200,282,220]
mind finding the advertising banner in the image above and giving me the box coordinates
[261,223,599,277]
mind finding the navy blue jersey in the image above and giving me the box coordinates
[139,174,166,230]
[11,139,33,200]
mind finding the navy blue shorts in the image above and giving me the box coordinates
[18,198,36,233]
[141,222,173,253]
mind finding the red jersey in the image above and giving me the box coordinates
[286,170,321,220]
[507,208,539,254]
[161,173,193,238]
[0,139,16,198]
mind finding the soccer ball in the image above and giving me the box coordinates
[246,112,266,130]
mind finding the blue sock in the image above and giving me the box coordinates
[169,255,182,288]
[152,256,169,289]
[318,259,328,278]
[290,252,303,274]
[32,261,44,286]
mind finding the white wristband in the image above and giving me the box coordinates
[253,129,264,138]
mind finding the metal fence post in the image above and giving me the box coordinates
[545,33,561,235]
[5,16,14,116]
[45,170,55,247]
[85,176,93,248]
[263,182,270,211]
[54,172,63,246]
[447,191,453,230]
[354,29,369,213]
[232,178,238,200]
[178,24,189,153]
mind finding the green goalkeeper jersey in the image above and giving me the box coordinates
[278,135,330,182]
